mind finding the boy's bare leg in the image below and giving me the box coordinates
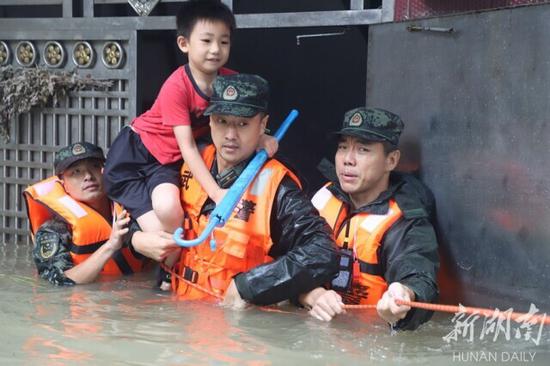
[136,211,165,232]
[151,183,184,290]
[135,211,180,262]
[152,183,184,232]
[136,209,182,291]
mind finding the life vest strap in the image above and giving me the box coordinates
[112,250,134,275]
[69,241,104,254]
[358,259,383,277]
[183,266,199,283]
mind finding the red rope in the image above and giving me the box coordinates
[344,300,550,325]
[162,262,549,326]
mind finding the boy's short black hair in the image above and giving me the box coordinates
[176,0,236,39]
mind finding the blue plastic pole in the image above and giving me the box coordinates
[173,109,299,249]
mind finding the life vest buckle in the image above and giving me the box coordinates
[183,266,198,283]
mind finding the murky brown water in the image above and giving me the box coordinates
[1,243,549,366]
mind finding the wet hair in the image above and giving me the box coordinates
[176,0,236,39]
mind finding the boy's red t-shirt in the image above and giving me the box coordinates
[132,64,236,165]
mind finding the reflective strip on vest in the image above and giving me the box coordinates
[58,195,88,218]
[312,183,343,229]
[311,185,332,211]
[360,206,399,233]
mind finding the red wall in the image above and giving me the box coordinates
[394,0,550,20]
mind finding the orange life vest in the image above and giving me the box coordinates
[23,176,145,275]
[312,183,403,305]
[173,145,301,300]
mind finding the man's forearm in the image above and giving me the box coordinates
[64,241,118,284]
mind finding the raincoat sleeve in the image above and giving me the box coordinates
[234,176,339,305]
[381,217,440,330]
[32,218,76,286]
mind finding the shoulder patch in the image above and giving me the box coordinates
[36,231,61,260]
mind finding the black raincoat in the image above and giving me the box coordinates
[326,171,439,330]
[201,159,340,306]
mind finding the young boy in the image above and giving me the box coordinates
[104,0,233,235]
[104,1,275,267]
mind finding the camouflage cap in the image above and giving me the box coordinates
[334,107,404,146]
[204,74,269,117]
[54,142,105,175]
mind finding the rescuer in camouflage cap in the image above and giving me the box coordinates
[300,107,439,330]
[26,140,152,287]
[54,142,106,175]
[204,74,269,117]
[334,107,404,146]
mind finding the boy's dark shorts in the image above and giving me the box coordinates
[103,127,183,219]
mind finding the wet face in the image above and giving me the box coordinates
[210,113,267,171]
[61,159,106,206]
[335,136,400,207]
[177,20,231,76]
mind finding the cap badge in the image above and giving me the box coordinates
[349,112,363,127]
[222,85,238,101]
[72,143,86,155]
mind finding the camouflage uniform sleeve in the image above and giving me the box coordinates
[32,218,76,286]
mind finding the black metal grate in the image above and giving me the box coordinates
[1,80,129,245]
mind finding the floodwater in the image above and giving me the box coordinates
[1,244,549,366]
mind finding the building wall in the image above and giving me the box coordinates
[366,3,550,306]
